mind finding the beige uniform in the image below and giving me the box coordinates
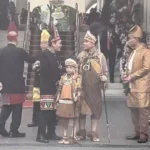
[127,44,150,136]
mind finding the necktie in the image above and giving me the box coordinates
[107,32,111,50]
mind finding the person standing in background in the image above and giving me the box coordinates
[123,25,150,143]
[0,22,36,138]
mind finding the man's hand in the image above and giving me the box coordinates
[122,75,131,83]
[32,61,40,70]
[0,82,3,91]
[100,75,107,82]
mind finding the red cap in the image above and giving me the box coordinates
[7,22,18,41]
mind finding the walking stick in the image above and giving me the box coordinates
[102,83,110,142]
[98,35,111,142]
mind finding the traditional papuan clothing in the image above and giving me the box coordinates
[77,22,108,142]
[27,30,50,128]
[125,25,150,143]
[36,28,62,143]
[28,30,50,127]
[0,22,36,138]
[56,58,82,144]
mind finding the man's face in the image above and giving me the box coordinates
[40,41,49,50]
[84,40,95,51]
[66,65,75,75]
[52,40,62,52]
[127,35,138,48]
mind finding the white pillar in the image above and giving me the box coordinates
[97,0,101,12]
[9,0,16,5]
[97,0,104,12]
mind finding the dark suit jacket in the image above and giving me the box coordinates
[100,31,121,58]
[0,44,35,93]
[39,49,61,95]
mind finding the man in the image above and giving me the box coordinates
[123,25,150,143]
[77,27,108,142]
[27,30,49,127]
[36,28,62,143]
[100,24,121,83]
[0,22,36,138]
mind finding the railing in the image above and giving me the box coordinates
[75,3,80,57]
[23,2,32,97]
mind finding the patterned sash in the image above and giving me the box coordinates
[40,95,56,110]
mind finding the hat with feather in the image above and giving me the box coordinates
[84,21,106,44]
[41,29,50,42]
[49,24,61,43]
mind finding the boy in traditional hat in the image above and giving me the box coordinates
[123,25,150,143]
[0,21,36,137]
[36,27,62,143]
[77,22,108,142]
[56,58,82,144]
[27,30,50,127]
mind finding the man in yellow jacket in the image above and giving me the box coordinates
[123,25,150,143]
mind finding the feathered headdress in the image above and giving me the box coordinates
[84,21,106,43]
[89,21,106,39]
[41,29,50,42]
[50,24,61,43]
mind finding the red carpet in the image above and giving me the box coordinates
[23,100,33,108]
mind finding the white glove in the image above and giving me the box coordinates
[32,61,40,70]
[100,75,107,82]
[0,82,3,91]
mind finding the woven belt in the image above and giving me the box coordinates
[40,99,55,102]
[59,99,73,104]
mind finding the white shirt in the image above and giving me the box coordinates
[128,50,136,88]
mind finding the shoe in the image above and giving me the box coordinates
[126,134,140,140]
[36,135,49,143]
[0,129,9,137]
[9,131,26,138]
[27,122,38,127]
[138,138,148,143]
[48,133,62,140]
[76,129,86,140]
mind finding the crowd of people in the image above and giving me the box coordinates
[0,0,150,146]
[0,19,150,144]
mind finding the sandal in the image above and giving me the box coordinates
[63,137,77,145]
[87,131,100,142]
[58,136,68,144]
[74,136,82,141]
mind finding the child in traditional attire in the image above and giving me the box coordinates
[56,58,82,144]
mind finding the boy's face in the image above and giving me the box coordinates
[66,65,75,75]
